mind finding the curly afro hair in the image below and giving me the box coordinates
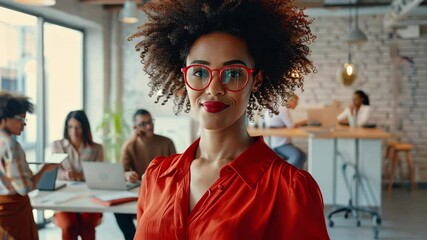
[129,0,315,119]
[0,91,34,121]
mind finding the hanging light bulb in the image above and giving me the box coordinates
[345,63,354,76]
[340,62,357,86]
[14,0,56,6]
[119,0,139,24]
[340,2,360,86]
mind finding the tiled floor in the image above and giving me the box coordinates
[38,189,427,240]
[327,189,427,240]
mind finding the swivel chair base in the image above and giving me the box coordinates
[328,199,381,239]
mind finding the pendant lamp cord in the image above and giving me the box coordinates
[348,0,353,63]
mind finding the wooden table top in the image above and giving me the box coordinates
[247,126,391,139]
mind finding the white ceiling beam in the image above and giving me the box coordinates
[384,0,424,29]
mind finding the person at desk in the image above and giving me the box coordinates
[337,90,370,127]
[114,109,176,240]
[0,91,58,240]
[128,0,329,239]
[264,95,306,169]
[52,110,104,240]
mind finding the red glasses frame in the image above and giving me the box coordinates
[181,64,256,92]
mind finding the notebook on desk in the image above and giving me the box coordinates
[82,162,140,191]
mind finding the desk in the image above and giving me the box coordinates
[29,182,138,214]
[248,126,390,207]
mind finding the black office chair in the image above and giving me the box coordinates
[327,157,382,239]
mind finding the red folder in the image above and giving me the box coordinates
[91,192,138,206]
[91,196,138,206]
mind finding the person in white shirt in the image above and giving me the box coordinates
[264,95,306,169]
[337,90,370,127]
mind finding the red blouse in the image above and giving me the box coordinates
[134,137,329,240]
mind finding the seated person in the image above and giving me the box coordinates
[264,95,306,169]
[52,110,104,240]
[337,90,370,127]
[115,109,176,240]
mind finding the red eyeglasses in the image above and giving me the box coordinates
[181,64,256,92]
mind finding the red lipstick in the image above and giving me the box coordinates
[202,101,229,113]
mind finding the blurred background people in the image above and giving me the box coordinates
[115,109,176,240]
[337,90,370,127]
[0,91,58,240]
[264,94,306,169]
[52,110,104,240]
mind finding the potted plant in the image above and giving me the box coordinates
[96,108,130,162]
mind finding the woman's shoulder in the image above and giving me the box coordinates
[272,159,319,190]
[145,153,183,178]
[361,104,371,110]
[90,141,103,149]
[52,139,69,148]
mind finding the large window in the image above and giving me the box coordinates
[0,7,38,160]
[0,6,84,162]
[0,6,84,225]
[44,22,83,156]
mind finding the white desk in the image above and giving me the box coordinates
[248,126,390,208]
[29,182,139,214]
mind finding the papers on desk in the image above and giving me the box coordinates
[91,191,139,206]
[36,192,79,204]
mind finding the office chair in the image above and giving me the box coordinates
[327,151,382,239]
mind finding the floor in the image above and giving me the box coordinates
[38,189,427,240]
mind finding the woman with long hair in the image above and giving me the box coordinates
[52,110,103,240]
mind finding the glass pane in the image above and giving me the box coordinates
[44,22,83,153]
[0,7,38,162]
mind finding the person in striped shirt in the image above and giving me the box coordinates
[0,91,58,240]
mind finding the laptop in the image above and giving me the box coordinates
[306,107,339,128]
[36,153,69,191]
[82,162,140,191]
[37,167,66,191]
[305,107,339,135]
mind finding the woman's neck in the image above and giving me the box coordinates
[197,115,253,163]
[0,128,11,136]
[70,139,82,150]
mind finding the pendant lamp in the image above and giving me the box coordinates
[340,3,359,86]
[346,2,368,44]
[14,0,56,6]
[119,0,139,24]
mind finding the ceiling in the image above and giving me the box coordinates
[80,0,420,11]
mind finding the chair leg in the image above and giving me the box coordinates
[385,146,394,161]
[398,155,405,190]
[383,148,395,186]
[406,151,417,191]
[388,150,399,195]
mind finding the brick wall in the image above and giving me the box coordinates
[396,31,427,181]
[295,14,427,182]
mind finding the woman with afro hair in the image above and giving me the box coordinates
[129,0,329,239]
